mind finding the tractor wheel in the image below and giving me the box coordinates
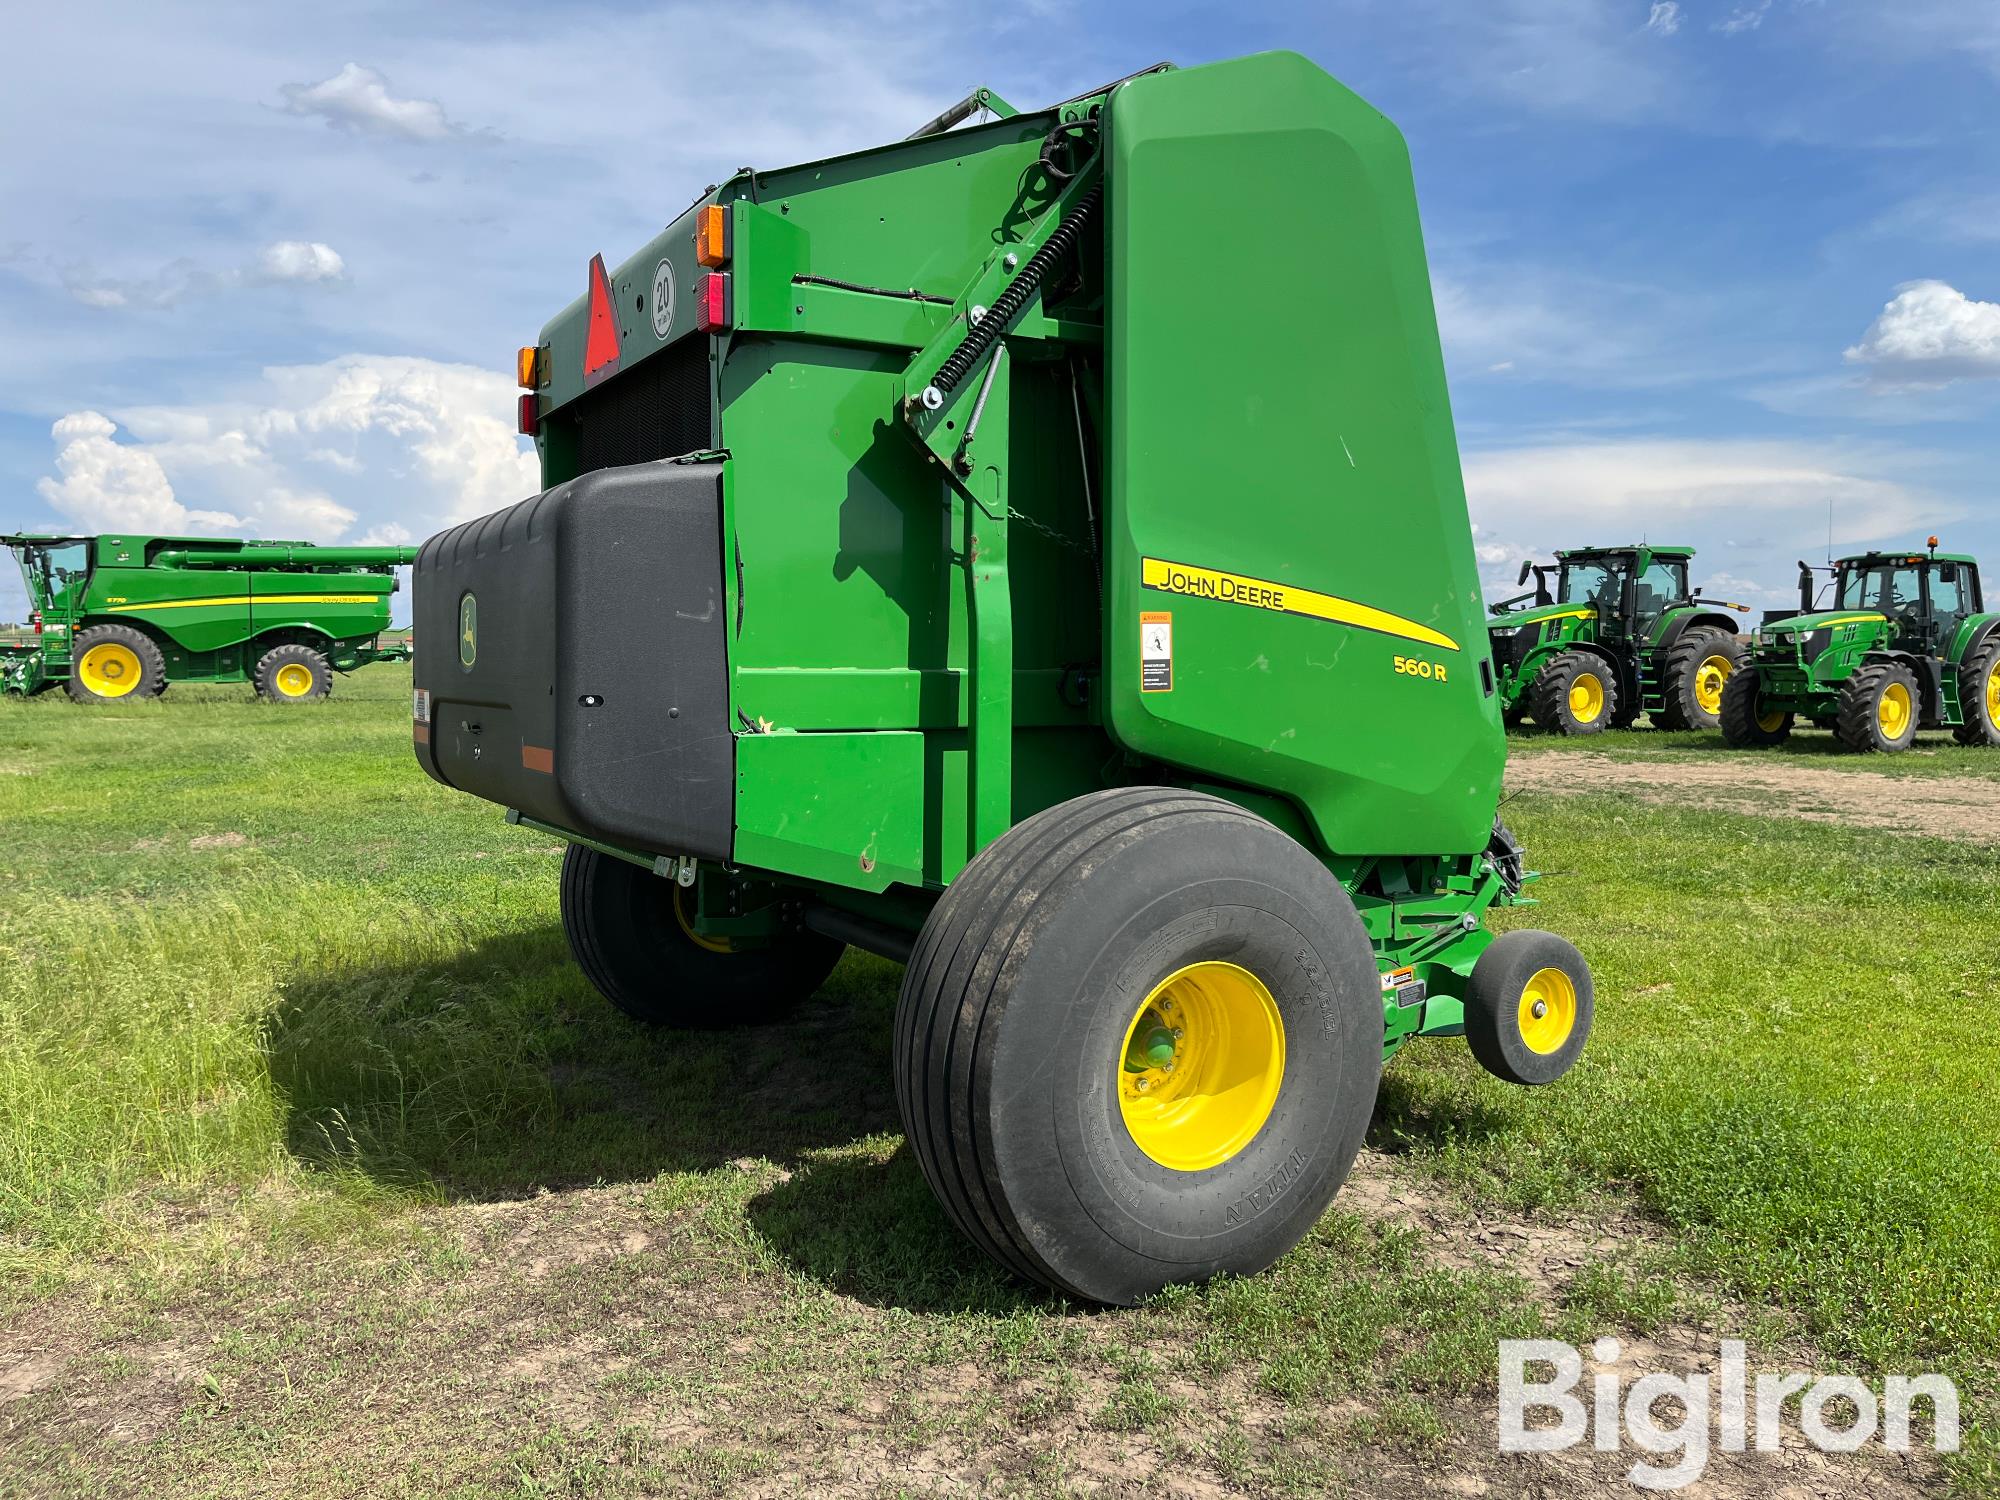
[1528,651,1616,736]
[1837,663,1920,753]
[67,624,166,703]
[1719,665,1792,748]
[1656,628,1745,732]
[558,845,842,1027]
[1463,930,1593,1087]
[254,644,332,703]
[1951,639,2000,748]
[894,787,1380,1305]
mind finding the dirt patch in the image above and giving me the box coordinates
[186,832,249,850]
[0,1162,1950,1498]
[1508,751,2000,845]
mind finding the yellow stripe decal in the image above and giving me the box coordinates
[1785,613,1885,630]
[106,594,380,612]
[1142,557,1460,652]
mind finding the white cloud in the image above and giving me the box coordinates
[1462,439,1946,553]
[36,411,246,535]
[256,241,345,284]
[1717,1,1773,35]
[279,63,467,143]
[37,356,535,548]
[67,241,347,310]
[1845,280,2000,385]
[1645,3,1683,37]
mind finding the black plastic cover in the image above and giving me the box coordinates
[412,460,732,861]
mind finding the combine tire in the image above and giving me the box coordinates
[559,845,842,1027]
[1952,639,2000,748]
[1464,930,1593,1087]
[1719,665,1792,748]
[254,644,332,703]
[1528,651,1617,736]
[894,787,1379,1305]
[1656,628,1745,731]
[1837,663,1920,753]
[67,624,165,703]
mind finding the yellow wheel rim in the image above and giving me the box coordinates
[273,662,315,698]
[1568,672,1605,724]
[1117,961,1285,1173]
[672,884,733,954]
[1517,967,1578,1056]
[1758,708,1786,733]
[1986,664,1999,725]
[77,642,143,698]
[1878,681,1912,739]
[1693,654,1734,716]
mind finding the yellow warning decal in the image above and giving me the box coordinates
[1141,558,1460,653]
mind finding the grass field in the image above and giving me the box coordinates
[2,671,1995,1496]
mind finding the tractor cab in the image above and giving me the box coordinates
[1826,552,1981,656]
[6,535,92,625]
[1554,547,1691,642]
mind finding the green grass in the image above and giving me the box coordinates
[2,668,1995,1494]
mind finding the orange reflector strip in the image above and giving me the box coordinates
[516,345,540,388]
[695,203,731,267]
[522,744,554,774]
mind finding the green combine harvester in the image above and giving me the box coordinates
[1722,539,1999,753]
[2,533,417,702]
[1486,545,1751,734]
[411,52,1596,1304]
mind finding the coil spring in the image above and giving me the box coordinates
[931,182,1102,397]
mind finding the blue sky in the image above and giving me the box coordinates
[3,0,1996,620]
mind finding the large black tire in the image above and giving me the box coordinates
[1719,664,1792,748]
[558,845,842,1027]
[66,623,165,703]
[1527,651,1617,736]
[1952,639,2000,748]
[895,788,1380,1305]
[1463,930,1593,1087]
[1837,662,1920,753]
[1656,628,1745,732]
[253,643,333,703]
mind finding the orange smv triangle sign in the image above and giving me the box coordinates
[583,254,621,387]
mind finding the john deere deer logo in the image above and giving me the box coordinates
[458,592,477,669]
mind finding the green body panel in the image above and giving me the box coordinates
[494,51,1547,1053]
[1742,551,1991,727]
[3,532,416,693]
[1101,54,1497,859]
[1485,543,1745,718]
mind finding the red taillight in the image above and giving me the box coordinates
[29,612,42,635]
[517,393,539,434]
[697,272,732,333]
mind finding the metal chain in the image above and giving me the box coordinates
[1004,505,1092,555]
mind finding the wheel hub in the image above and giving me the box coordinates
[1517,967,1577,1055]
[1118,962,1286,1173]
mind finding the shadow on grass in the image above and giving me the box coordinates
[264,929,907,1202]
[744,1147,1053,1315]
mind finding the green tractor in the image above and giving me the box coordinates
[410,52,1598,1305]
[1486,545,1751,735]
[1722,540,2000,753]
[2,533,417,703]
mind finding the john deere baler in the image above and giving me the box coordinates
[412,52,1595,1304]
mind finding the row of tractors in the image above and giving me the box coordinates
[1487,540,2000,754]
